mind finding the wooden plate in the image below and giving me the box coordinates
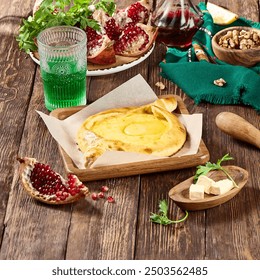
[50,95,210,181]
[169,165,249,211]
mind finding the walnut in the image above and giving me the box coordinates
[213,78,227,87]
[218,29,260,50]
[155,82,166,90]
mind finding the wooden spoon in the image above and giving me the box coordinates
[216,112,260,149]
[169,166,248,211]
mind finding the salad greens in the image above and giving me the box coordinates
[17,0,116,53]
[150,200,189,226]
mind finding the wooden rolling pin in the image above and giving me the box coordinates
[215,112,260,149]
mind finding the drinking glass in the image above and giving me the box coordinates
[151,0,205,49]
[37,26,87,111]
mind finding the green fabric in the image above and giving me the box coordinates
[159,2,260,112]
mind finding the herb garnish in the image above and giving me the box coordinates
[194,153,238,187]
[150,199,188,225]
[17,0,116,53]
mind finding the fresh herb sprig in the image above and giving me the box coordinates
[150,200,188,226]
[194,153,238,187]
[17,0,116,53]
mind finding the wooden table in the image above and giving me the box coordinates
[0,0,259,260]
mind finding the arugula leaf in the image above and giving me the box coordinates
[17,0,116,53]
[150,200,189,226]
[194,153,238,187]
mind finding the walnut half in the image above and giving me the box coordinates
[213,78,227,87]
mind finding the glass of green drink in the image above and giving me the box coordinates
[37,26,87,111]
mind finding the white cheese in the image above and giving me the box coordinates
[210,179,234,195]
[189,184,205,200]
[196,175,216,194]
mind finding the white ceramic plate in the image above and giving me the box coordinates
[29,44,155,77]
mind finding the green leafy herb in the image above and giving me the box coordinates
[194,153,238,187]
[17,0,116,53]
[150,200,188,226]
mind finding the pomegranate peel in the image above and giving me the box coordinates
[17,157,89,205]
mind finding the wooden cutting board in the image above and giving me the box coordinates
[50,95,210,181]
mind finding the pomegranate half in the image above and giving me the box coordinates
[17,157,89,205]
[86,27,116,65]
[113,0,151,28]
[114,23,157,57]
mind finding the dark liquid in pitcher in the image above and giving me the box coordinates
[152,9,202,48]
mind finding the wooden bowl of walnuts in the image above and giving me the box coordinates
[212,26,260,67]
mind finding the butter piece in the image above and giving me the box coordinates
[210,179,234,195]
[196,175,216,194]
[189,184,205,200]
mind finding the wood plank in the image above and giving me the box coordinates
[203,0,260,260]
[0,0,37,253]
[214,0,259,21]
[0,69,73,259]
[65,0,150,259]
[0,0,145,260]
[135,171,207,260]
[136,0,260,260]
[66,176,140,259]
[134,33,207,257]
[135,0,209,258]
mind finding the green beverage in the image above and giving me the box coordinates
[41,60,86,111]
[37,26,87,111]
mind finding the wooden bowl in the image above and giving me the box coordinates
[212,26,260,67]
[169,165,248,211]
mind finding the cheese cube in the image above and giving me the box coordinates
[210,179,234,195]
[189,184,205,200]
[196,175,216,194]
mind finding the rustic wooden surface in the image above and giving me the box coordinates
[0,0,259,260]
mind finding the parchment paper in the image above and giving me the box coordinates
[37,74,203,169]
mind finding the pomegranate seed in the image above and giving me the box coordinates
[100,186,109,192]
[107,196,115,203]
[69,190,77,196]
[91,193,98,201]
[98,192,105,199]
[78,184,85,189]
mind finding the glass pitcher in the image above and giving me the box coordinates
[151,0,207,48]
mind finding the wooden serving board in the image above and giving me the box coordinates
[50,95,210,181]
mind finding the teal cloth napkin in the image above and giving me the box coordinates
[160,2,260,112]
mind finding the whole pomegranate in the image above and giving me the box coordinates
[17,157,89,205]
